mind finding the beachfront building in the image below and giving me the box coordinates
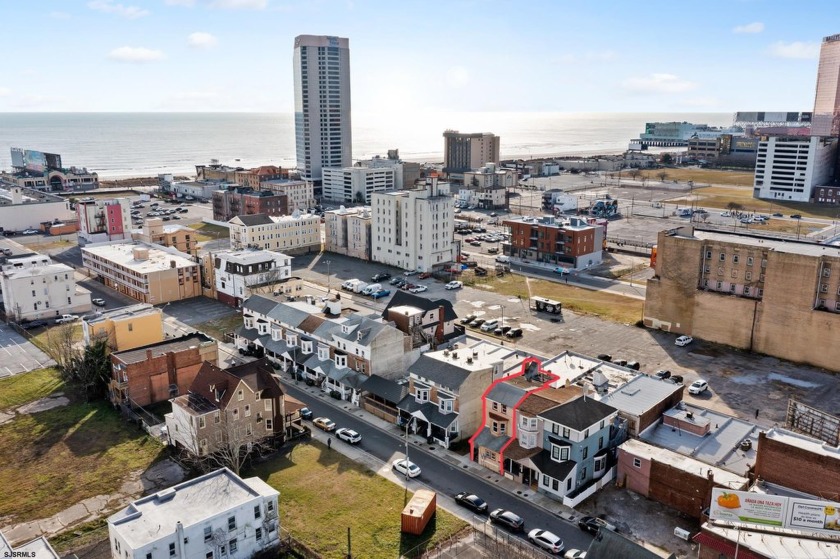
[76,198,133,243]
[443,131,500,179]
[234,166,287,188]
[228,212,320,255]
[636,122,743,147]
[293,35,352,184]
[502,215,604,270]
[203,248,292,308]
[324,206,371,261]
[322,166,395,204]
[211,188,289,222]
[0,254,91,322]
[753,135,837,203]
[81,242,201,304]
[363,152,422,190]
[371,180,454,272]
[812,33,840,138]
[261,179,314,212]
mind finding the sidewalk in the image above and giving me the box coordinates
[510,260,647,300]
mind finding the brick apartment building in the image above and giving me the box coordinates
[502,215,604,269]
[213,187,289,222]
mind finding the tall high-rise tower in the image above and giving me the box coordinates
[293,35,352,184]
[812,33,840,138]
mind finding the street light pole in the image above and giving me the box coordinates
[326,259,332,294]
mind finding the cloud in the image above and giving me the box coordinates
[446,66,470,88]
[0,87,11,97]
[188,32,218,48]
[165,0,195,4]
[165,0,267,8]
[108,46,166,63]
[558,50,617,64]
[769,41,820,59]
[621,73,697,94]
[49,11,71,19]
[733,22,764,34]
[87,0,150,18]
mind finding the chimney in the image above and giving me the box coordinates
[435,305,445,344]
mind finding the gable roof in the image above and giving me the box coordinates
[487,382,528,408]
[242,294,278,316]
[538,396,617,431]
[359,375,409,404]
[383,291,458,322]
[111,333,215,365]
[188,358,282,410]
[231,213,274,226]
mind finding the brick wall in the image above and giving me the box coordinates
[754,432,840,499]
[648,460,715,519]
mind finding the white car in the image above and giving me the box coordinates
[564,550,587,559]
[409,285,428,294]
[528,529,564,554]
[675,335,693,347]
[392,458,421,478]
[55,314,79,324]
[688,379,709,395]
[335,428,362,444]
[445,281,463,290]
[480,320,499,332]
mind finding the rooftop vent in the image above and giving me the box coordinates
[155,488,177,503]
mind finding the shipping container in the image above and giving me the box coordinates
[401,490,436,535]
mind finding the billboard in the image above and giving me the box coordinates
[45,152,62,170]
[23,150,47,173]
[10,148,24,168]
[710,488,840,536]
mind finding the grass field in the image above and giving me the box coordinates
[251,443,468,559]
[194,313,243,341]
[189,222,230,242]
[0,400,164,524]
[630,168,756,187]
[0,367,64,410]
[28,323,83,356]
[474,275,644,324]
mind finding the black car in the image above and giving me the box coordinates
[670,375,685,384]
[372,272,392,282]
[612,358,628,367]
[20,320,47,330]
[655,370,671,380]
[389,276,403,285]
[578,516,601,535]
[490,508,525,532]
[505,327,523,338]
[299,407,313,420]
[460,314,477,325]
[626,361,641,370]
[597,353,612,362]
[454,492,488,514]
[790,214,802,219]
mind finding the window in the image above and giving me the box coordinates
[633,457,641,468]
[204,526,212,541]
[542,474,549,487]
[705,250,712,259]
[237,390,244,401]
[245,405,251,417]
[169,543,176,557]
[232,408,239,420]
[582,447,589,459]
[598,436,604,450]
[562,427,570,438]
[254,505,261,519]
[206,553,213,559]
[551,423,559,435]
[492,402,498,411]
[824,267,832,278]
[747,257,754,266]
[229,539,237,553]
[199,416,206,429]
[128,323,133,332]
[267,501,275,512]
[584,428,589,438]
[733,255,739,264]
[228,516,236,531]
[552,479,559,491]
[719,253,725,262]
[255,528,262,541]
[147,554,152,559]
[266,419,273,430]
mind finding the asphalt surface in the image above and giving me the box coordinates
[281,379,595,554]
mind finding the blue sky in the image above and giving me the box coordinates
[0,0,836,113]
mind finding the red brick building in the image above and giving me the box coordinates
[109,333,219,407]
[752,428,840,500]
[502,215,604,268]
[213,187,289,221]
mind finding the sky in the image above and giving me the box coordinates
[0,0,837,114]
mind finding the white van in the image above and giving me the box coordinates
[495,255,511,264]
[362,283,382,296]
[352,281,369,293]
[341,279,360,291]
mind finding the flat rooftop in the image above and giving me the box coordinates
[112,333,216,365]
[599,374,683,416]
[85,303,159,325]
[218,248,290,266]
[621,438,748,489]
[702,523,840,557]
[763,427,840,460]
[690,229,840,259]
[82,242,196,273]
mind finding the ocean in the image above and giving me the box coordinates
[0,111,734,179]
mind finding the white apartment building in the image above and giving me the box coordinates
[0,255,91,321]
[753,136,838,202]
[209,249,292,307]
[372,179,454,272]
[261,179,314,211]
[324,206,371,260]
[228,212,320,255]
[108,468,279,559]
[322,166,395,204]
[293,35,352,182]
[0,184,75,232]
[77,198,133,243]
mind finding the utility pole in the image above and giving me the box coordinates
[347,527,352,559]
[326,259,332,293]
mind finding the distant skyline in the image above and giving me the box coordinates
[1,1,837,115]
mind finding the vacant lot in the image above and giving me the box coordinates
[0,400,164,524]
[472,275,644,325]
[188,222,229,242]
[633,168,755,187]
[0,367,64,410]
[194,314,243,342]
[251,443,467,559]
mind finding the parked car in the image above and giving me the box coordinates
[490,509,525,532]
[528,529,564,554]
[772,212,783,217]
[470,318,486,328]
[688,379,709,395]
[392,458,421,478]
[55,314,79,324]
[371,289,391,300]
[392,278,407,288]
[494,325,512,336]
[564,550,587,559]
[404,269,419,276]
[612,358,627,367]
[389,276,403,285]
[445,281,463,290]
[20,320,47,330]
[92,298,107,307]
[553,267,569,275]
[336,428,362,444]
[790,214,802,219]
[675,335,693,347]
[22,229,39,235]
[505,328,523,338]
[409,285,427,294]
[655,370,671,380]
[625,361,641,370]
[596,353,612,362]
[480,320,499,332]
[454,492,488,514]
[299,407,313,420]
[578,516,607,535]
[670,375,684,384]
[418,272,432,279]
[313,417,336,432]
[371,272,391,282]
[460,314,477,325]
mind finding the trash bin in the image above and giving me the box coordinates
[427,436,434,444]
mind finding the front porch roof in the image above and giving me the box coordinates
[398,396,459,429]
[472,427,509,453]
[504,439,542,462]
[529,449,576,481]
[234,324,262,342]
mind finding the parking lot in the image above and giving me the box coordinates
[0,323,56,378]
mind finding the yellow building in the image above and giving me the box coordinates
[83,303,164,351]
[81,242,201,304]
[135,219,197,256]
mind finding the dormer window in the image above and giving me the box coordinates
[335,355,347,368]
[415,388,429,403]
[301,340,313,354]
[271,326,281,341]
[342,324,351,334]
[244,318,254,329]
[286,333,297,347]
[317,346,329,360]
[439,398,453,414]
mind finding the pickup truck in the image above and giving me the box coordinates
[56,314,78,324]
[371,289,391,300]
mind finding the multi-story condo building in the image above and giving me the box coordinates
[212,188,290,222]
[260,179,314,212]
[644,226,840,371]
[812,33,840,138]
[82,242,201,304]
[371,180,454,272]
[321,166,395,204]
[135,219,197,256]
[686,135,759,168]
[166,359,288,457]
[0,254,91,322]
[293,35,352,184]
[234,166,287,188]
[443,131,500,176]
[202,249,292,307]
[77,198,133,243]
[83,303,165,351]
[109,333,218,408]
[324,206,371,260]
[236,295,414,402]
[228,213,320,255]
[0,184,75,233]
[753,135,837,202]
[107,467,280,559]
[363,153,422,190]
[502,215,604,269]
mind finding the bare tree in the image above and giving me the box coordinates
[250,267,289,296]
[43,323,81,372]
[656,171,669,183]
[627,168,641,181]
[726,202,743,212]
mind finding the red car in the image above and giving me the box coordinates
[418,272,432,279]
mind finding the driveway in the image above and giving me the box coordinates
[0,323,56,378]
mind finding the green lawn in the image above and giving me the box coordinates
[194,313,243,341]
[0,367,64,410]
[250,443,468,559]
[0,400,165,524]
[188,222,230,242]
